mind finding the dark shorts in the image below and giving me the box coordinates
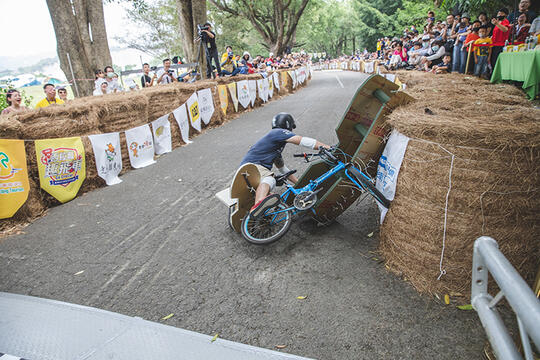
[430,57,443,66]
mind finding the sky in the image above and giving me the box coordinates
[0,0,149,69]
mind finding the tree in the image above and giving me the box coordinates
[175,0,208,76]
[209,0,312,55]
[46,0,113,97]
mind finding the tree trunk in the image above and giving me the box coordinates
[175,0,207,77]
[76,0,113,70]
[46,0,95,97]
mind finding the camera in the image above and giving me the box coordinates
[197,24,209,36]
[167,69,175,75]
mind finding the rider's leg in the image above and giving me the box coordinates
[254,183,271,205]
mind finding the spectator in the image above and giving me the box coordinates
[56,86,68,102]
[508,0,536,24]
[478,12,493,35]
[509,13,531,42]
[452,15,470,73]
[239,51,254,73]
[156,58,177,84]
[93,79,109,96]
[407,42,428,67]
[94,69,105,89]
[200,22,221,79]
[35,83,64,108]
[220,46,241,76]
[421,40,446,70]
[2,89,28,115]
[388,41,408,69]
[427,10,435,24]
[462,20,481,73]
[530,15,540,35]
[104,66,124,92]
[474,26,492,78]
[490,8,510,69]
[432,53,452,74]
[141,63,156,88]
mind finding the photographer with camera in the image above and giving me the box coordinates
[198,22,221,79]
[141,63,157,88]
[156,58,178,84]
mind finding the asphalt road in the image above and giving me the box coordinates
[0,71,487,359]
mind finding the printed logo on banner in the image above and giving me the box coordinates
[172,104,192,144]
[237,80,250,109]
[186,92,201,132]
[268,76,274,98]
[125,124,156,169]
[273,72,280,91]
[197,88,215,125]
[227,82,238,112]
[217,85,228,115]
[248,80,257,106]
[257,79,265,102]
[0,139,29,219]
[88,133,122,186]
[281,71,289,88]
[35,137,86,203]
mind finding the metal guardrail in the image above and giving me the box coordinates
[471,236,540,360]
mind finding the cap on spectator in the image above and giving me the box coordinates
[462,13,470,19]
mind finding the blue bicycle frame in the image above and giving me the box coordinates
[264,159,374,220]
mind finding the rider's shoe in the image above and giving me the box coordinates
[250,194,280,219]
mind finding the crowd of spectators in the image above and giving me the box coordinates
[332,0,539,79]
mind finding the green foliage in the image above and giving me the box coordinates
[0,81,33,112]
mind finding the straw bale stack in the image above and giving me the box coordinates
[0,115,22,139]
[380,71,540,297]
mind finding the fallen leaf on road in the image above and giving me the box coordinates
[457,304,473,310]
[296,296,307,300]
[74,270,84,275]
[161,313,174,320]
[434,293,440,300]
[211,333,219,342]
[276,345,287,349]
[367,232,374,238]
[444,294,450,305]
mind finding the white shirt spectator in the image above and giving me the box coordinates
[156,68,177,84]
[530,16,540,35]
[106,78,123,92]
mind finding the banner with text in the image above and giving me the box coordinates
[88,132,122,186]
[237,80,250,109]
[35,137,86,203]
[268,75,274,98]
[227,82,239,112]
[281,71,289,89]
[151,114,172,155]
[172,104,192,144]
[273,72,280,91]
[186,92,201,132]
[197,88,215,125]
[0,139,29,218]
[217,84,228,116]
[248,80,257,106]
[125,124,156,169]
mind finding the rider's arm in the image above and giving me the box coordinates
[286,135,329,150]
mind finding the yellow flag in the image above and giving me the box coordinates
[35,137,86,203]
[281,71,288,88]
[217,84,228,116]
[0,139,29,219]
[227,82,238,112]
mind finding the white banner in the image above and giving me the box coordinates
[172,104,192,144]
[257,79,265,102]
[186,92,201,132]
[197,88,214,125]
[364,62,374,73]
[248,80,257,106]
[262,77,269,102]
[383,73,396,82]
[375,130,409,223]
[151,114,172,155]
[273,72,280,91]
[125,124,156,169]
[289,70,297,88]
[227,83,239,112]
[88,132,122,185]
[237,80,250,109]
[268,75,274,98]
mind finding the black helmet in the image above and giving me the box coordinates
[272,113,296,131]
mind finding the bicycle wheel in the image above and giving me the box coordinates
[351,172,391,208]
[241,203,292,245]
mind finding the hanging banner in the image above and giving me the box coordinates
[88,132,122,186]
[288,70,297,88]
[281,71,288,89]
[186,92,201,132]
[364,62,374,73]
[0,139,29,218]
[197,88,215,125]
[217,84,228,116]
[376,130,409,223]
[35,137,86,203]
[268,75,274,98]
[172,104,192,144]
[248,80,257,106]
[227,82,239,112]
[237,80,250,109]
[257,79,265,102]
[151,114,172,155]
[273,72,280,91]
[262,77,269,102]
[125,124,156,169]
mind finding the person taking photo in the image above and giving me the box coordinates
[200,22,221,79]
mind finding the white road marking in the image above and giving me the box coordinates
[335,75,344,88]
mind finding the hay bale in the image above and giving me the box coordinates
[0,114,22,139]
[15,100,99,139]
[380,71,540,297]
[143,83,188,120]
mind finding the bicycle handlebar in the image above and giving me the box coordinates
[293,146,339,163]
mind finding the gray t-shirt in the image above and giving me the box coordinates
[530,16,540,34]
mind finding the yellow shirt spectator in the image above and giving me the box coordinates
[35,97,65,109]
[473,37,492,57]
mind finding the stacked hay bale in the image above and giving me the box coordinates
[380,71,540,297]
